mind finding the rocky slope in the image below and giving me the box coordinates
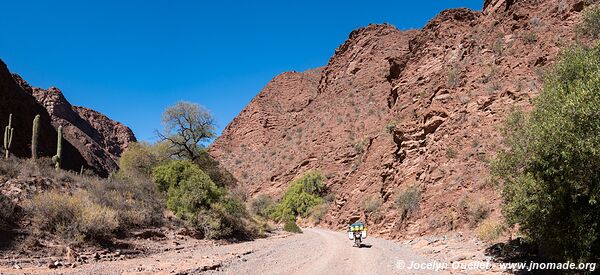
[1,60,136,176]
[210,0,592,238]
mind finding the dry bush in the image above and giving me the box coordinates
[0,157,22,178]
[458,196,490,226]
[0,193,18,229]
[362,195,383,213]
[309,203,329,223]
[476,218,506,242]
[28,190,119,243]
[85,174,164,229]
[395,186,421,218]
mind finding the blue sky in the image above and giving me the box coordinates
[0,0,482,142]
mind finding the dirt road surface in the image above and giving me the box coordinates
[2,228,444,274]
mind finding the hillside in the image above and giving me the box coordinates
[209,0,590,238]
[1,60,136,176]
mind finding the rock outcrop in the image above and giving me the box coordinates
[1,60,136,176]
[210,0,592,238]
[30,86,135,175]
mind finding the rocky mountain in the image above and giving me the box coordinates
[210,0,591,238]
[1,60,136,176]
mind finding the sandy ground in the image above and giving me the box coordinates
[0,228,469,275]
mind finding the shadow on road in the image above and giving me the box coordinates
[359,244,373,248]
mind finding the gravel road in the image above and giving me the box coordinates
[206,227,437,275]
[2,228,441,274]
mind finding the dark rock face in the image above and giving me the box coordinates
[0,60,86,172]
[1,59,136,176]
[210,0,589,238]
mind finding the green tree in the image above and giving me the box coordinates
[157,101,216,162]
[271,171,327,222]
[493,45,600,261]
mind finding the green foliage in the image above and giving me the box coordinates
[3,114,13,159]
[578,5,600,39]
[395,186,421,218]
[153,160,223,220]
[270,171,327,222]
[492,45,600,261]
[31,115,40,160]
[119,142,159,177]
[158,101,216,161]
[152,160,248,239]
[283,218,302,233]
[250,194,275,218]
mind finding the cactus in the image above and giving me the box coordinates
[31,115,40,160]
[3,114,14,159]
[52,126,63,170]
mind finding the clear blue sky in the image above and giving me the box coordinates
[0,0,482,142]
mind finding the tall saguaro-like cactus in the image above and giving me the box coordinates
[3,114,14,159]
[31,115,40,160]
[52,126,63,170]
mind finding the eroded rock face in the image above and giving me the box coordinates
[1,60,135,176]
[211,0,590,239]
[30,86,136,176]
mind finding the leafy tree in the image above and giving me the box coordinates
[270,171,327,222]
[493,45,600,261]
[157,101,216,161]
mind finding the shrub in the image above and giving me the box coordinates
[283,219,302,233]
[446,147,458,159]
[0,193,18,229]
[155,161,224,222]
[194,149,237,188]
[28,191,119,243]
[152,160,249,239]
[522,31,537,44]
[362,195,383,213]
[119,142,158,177]
[270,171,327,222]
[385,120,397,134]
[476,218,506,243]
[309,203,328,223]
[395,186,421,218]
[196,196,247,239]
[492,45,600,261]
[578,5,600,39]
[458,196,490,226]
[0,157,20,178]
[250,194,275,217]
[86,175,164,229]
